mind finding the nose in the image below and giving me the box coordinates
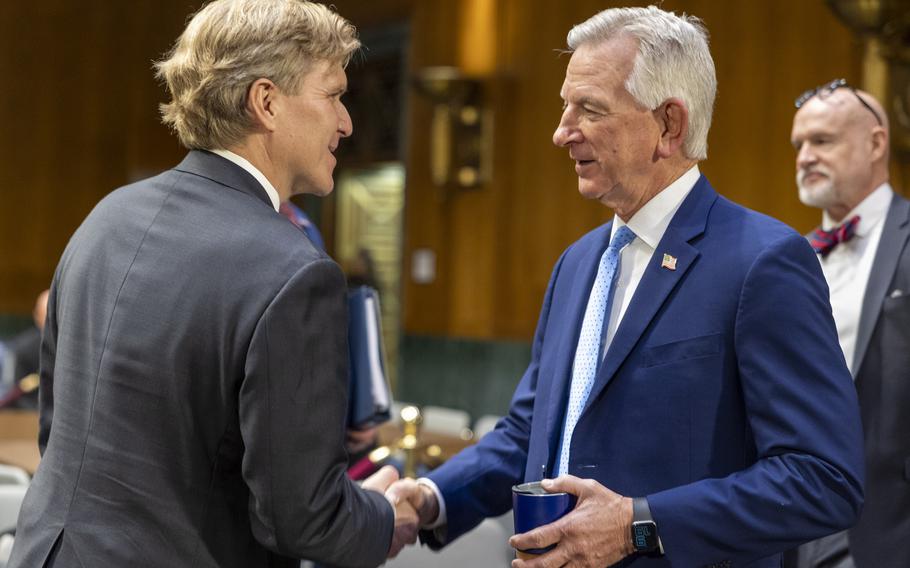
[553,109,582,147]
[339,102,353,138]
[795,142,816,170]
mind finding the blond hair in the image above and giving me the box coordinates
[155,0,359,150]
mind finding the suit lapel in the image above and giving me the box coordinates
[852,194,910,376]
[544,225,613,459]
[583,177,716,413]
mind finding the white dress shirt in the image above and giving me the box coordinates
[210,149,281,212]
[418,165,702,529]
[817,183,892,374]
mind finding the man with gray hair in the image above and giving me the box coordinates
[388,6,863,567]
[8,1,416,567]
[786,81,910,568]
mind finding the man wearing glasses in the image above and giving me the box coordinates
[788,81,910,568]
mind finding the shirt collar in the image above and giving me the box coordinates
[613,165,701,249]
[209,149,281,212]
[821,182,892,236]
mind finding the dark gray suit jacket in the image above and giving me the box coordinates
[8,151,393,568]
[850,192,910,568]
[789,192,910,568]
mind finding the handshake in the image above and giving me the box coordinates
[361,466,636,567]
[362,466,441,559]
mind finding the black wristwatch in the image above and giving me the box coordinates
[630,497,662,556]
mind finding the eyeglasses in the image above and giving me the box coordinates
[794,78,883,126]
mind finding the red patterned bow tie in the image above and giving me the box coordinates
[809,215,860,257]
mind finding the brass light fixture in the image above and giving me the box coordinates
[825,0,903,35]
[412,66,493,192]
[825,0,910,156]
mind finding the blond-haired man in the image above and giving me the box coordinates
[9,1,414,567]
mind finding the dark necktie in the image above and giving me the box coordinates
[809,215,860,257]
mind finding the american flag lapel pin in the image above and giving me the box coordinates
[661,253,677,271]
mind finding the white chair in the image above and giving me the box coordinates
[0,465,29,486]
[0,532,14,567]
[386,512,514,568]
[472,414,502,440]
[0,485,27,533]
[421,406,471,438]
[0,344,15,390]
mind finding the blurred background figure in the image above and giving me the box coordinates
[786,81,910,568]
[0,290,48,410]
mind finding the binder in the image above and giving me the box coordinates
[347,286,392,429]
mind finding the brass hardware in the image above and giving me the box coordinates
[413,67,493,192]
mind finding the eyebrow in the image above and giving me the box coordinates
[791,129,837,145]
[563,95,605,110]
[802,129,837,139]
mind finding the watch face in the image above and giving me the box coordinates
[632,521,658,552]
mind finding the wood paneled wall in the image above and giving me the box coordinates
[0,0,871,342]
[0,1,200,313]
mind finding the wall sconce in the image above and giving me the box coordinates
[412,66,493,191]
[825,0,907,35]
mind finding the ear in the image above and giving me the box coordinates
[869,125,888,163]
[246,78,280,132]
[654,97,689,159]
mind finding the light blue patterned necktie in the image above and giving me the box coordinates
[556,225,636,476]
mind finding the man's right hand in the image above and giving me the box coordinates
[387,496,418,558]
[362,466,419,558]
[386,478,440,528]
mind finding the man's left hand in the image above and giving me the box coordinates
[509,476,635,568]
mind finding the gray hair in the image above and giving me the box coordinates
[567,6,716,160]
[155,0,360,150]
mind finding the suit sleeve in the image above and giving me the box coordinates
[239,258,393,567]
[648,233,865,565]
[421,250,568,547]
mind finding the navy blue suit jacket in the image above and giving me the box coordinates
[426,176,864,567]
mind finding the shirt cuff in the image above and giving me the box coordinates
[416,477,447,530]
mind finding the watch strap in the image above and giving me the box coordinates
[631,497,663,556]
[632,497,654,523]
